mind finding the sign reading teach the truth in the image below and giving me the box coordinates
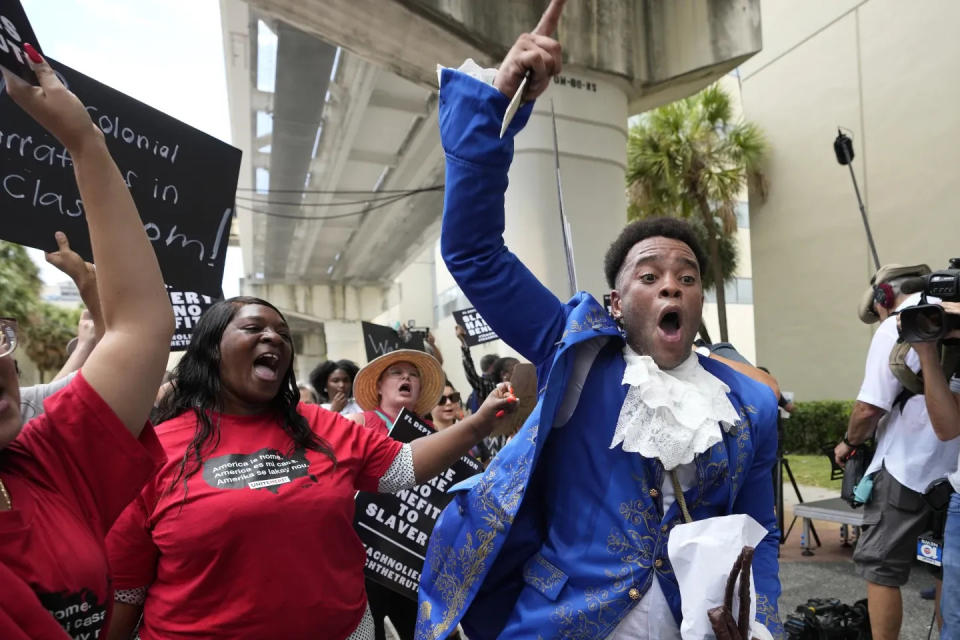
[0,0,41,83]
[0,57,240,297]
[452,307,498,346]
[168,287,219,351]
[361,321,425,362]
[354,409,482,601]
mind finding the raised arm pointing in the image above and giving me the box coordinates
[493,0,566,101]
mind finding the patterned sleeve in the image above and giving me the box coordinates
[377,444,416,493]
[114,586,147,605]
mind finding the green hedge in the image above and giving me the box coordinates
[779,400,855,454]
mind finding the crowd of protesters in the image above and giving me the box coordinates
[0,20,779,640]
[10,0,959,638]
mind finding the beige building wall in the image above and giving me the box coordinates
[741,0,960,400]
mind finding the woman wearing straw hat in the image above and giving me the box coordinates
[105,305,517,640]
[349,349,447,436]
[349,349,460,640]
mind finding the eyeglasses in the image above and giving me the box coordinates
[0,318,17,358]
[438,392,461,406]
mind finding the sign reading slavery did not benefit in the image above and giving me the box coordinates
[354,409,483,601]
[0,57,241,297]
[168,286,220,352]
[452,307,498,346]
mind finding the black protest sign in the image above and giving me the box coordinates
[354,409,483,600]
[0,57,240,296]
[603,294,613,317]
[168,286,220,351]
[202,447,313,494]
[452,307,498,346]
[0,0,40,83]
[361,321,425,362]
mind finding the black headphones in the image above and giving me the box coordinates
[873,282,895,310]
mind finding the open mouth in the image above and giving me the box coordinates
[657,309,683,341]
[253,352,281,382]
[398,382,412,394]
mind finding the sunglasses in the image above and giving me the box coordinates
[438,392,461,406]
[0,318,17,359]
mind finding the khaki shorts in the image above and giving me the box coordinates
[853,465,934,587]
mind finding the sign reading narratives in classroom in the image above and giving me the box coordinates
[354,408,483,601]
[168,286,220,351]
[0,0,41,83]
[361,321,425,362]
[452,307,498,346]
[0,57,241,297]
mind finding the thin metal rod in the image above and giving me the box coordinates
[550,99,578,297]
[846,163,881,271]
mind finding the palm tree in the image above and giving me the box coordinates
[626,82,766,342]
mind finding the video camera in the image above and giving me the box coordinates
[898,258,960,343]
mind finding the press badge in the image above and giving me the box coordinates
[917,536,943,567]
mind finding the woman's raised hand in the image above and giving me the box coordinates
[1,44,101,153]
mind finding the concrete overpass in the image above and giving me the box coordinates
[219,0,762,382]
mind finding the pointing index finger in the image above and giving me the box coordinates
[533,0,567,37]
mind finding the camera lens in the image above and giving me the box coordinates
[915,306,944,339]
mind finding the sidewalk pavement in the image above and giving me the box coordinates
[778,484,940,639]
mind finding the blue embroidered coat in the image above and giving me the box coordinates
[415,69,782,640]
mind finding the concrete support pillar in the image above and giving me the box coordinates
[505,67,628,300]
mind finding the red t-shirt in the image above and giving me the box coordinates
[106,403,403,640]
[0,373,164,640]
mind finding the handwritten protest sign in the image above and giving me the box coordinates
[452,307,498,346]
[0,57,241,296]
[168,286,219,351]
[0,0,41,83]
[361,321,425,362]
[354,409,483,600]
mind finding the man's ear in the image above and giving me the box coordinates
[609,290,622,319]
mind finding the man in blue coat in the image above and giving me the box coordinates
[416,4,781,638]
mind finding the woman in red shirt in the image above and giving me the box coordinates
[0,51,173,639]
[105,300,516,640]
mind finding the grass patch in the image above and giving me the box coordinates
[783,454,843,491]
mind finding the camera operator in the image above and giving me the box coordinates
[912,300,960,638]
[833,264,960,640]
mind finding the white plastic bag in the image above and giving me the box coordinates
[666,514,773,640]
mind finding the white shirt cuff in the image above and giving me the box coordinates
[437,58,498,88]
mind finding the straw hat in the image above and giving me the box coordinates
[857,263,930,324]
[353,349,445,416]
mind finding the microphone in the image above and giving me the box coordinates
[900,276,927,295]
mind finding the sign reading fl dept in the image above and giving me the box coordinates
[0,57,240,297]
[353,408,483,601]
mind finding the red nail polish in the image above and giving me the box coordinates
[24,43,43,64]
[495,410,505,418]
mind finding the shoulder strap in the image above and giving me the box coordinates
[374,410,395,434]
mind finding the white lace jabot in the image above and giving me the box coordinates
[611,348,741,470]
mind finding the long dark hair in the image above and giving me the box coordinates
[156,296,337,494]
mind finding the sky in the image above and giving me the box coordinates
[20,0,244,297]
